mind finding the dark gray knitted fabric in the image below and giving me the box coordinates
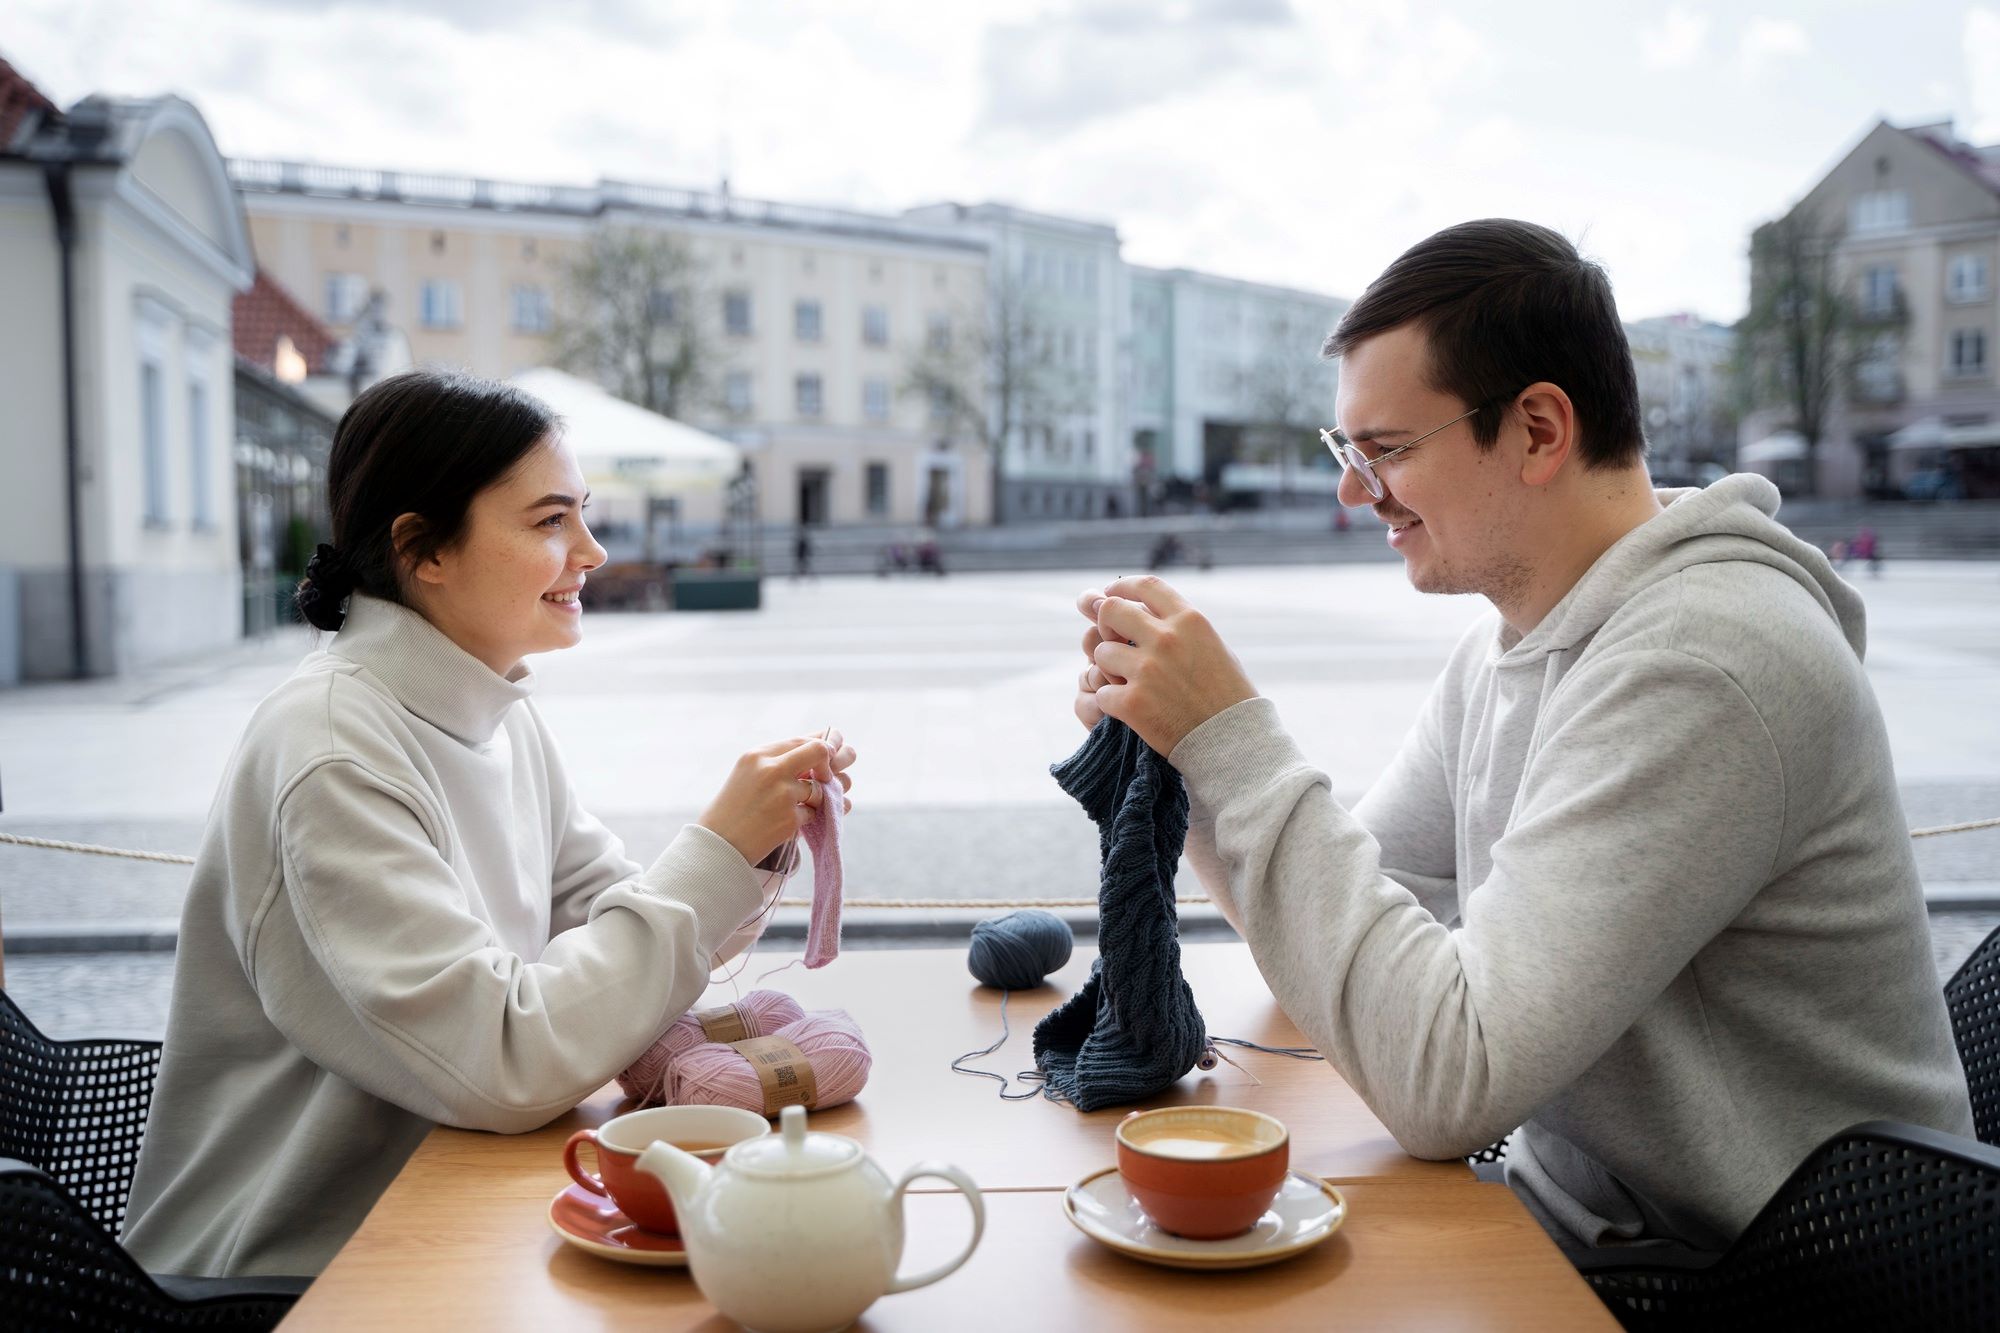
[1032,717,1209,1110]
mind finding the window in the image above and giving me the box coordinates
[1023,251,1040,287]
[324,272,367,323]
[1949,328,1988,377]
[926,312,951,353]
[1850,190,1909,235]
[429,230,447,255]
[795,373,823,417]
[1083,429,1095,461]
[863,378,890,422]
[511,285,552,334]
[725,290,753,336]
[725,371,753,416]
[141,361,169,526]
[1948,255,1990,304]
[866,462,890,516]
[795,300,822,342]
[862,305,889,346]
[1862,266,1900,317]
[649,289,678,324]
[420,280,462,330]
[928,384,953,422]
[188,376,212,528]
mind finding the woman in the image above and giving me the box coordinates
[122,370,854,1278]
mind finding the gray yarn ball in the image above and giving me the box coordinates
[967,910,1074,990]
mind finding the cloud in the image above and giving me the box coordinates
[1969,6,2000,141]
[1738,17,1808,78]
[1640,6,1708,70]
[977,0,1301,135]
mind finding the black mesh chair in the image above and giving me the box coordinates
[2,1158,308,1331]
[0,986,162,1233]
[1944,920,2000,1146]
[1582,1121,2000,1332]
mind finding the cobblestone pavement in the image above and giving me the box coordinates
[10,911,1997,1042]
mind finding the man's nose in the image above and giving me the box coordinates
[1336,465,1374,509]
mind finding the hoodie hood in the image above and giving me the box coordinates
[1498,472,1865,665]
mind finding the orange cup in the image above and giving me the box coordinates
[1115,1106,1290,1240]
[562,1105,768,1236]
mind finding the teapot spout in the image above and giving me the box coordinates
[635,1139,713,1220]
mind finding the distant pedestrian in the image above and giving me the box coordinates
[793,525,814,581]
[1852,527,1880,578]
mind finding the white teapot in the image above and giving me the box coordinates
[637,1104,984,1333]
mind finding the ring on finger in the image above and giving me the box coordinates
[800,775,818,803]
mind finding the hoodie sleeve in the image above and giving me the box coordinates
[258,757,761,1133]
[1171,649,1783,1159]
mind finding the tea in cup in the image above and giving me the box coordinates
[1115,1106,1290,1239]
[562,1104,768,1236]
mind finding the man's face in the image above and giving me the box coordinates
[1333,324,1528,605]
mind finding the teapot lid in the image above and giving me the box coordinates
[727,1105,860,1178]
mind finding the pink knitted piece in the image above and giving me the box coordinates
[801,780,845,968]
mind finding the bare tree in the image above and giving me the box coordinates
[899,274,1086,523]
[1243,310,1340,503]
[1737,208,1884,495]
[551,227,718,420]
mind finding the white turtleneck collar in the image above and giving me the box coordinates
[329,593,536,745]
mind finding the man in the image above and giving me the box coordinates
[1072,219,1972,1260]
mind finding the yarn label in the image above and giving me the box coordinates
[730,1036,818,1113]
[696,1003,752,1044]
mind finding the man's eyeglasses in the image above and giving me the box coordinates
[1319,404,1486,501]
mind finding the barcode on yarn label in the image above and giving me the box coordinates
[731,1036,818,1113]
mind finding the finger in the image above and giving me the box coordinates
[1076,588,1108,621]
[1102,574,1187,617]
[1081,625,1105,660]
[1094,680,1131,722]
[1094,596,1154,645]
[793,804,813,830]
[776,737,831,776]
[1093,641,1140,679]
[835,769,854,791]
[829,741,857,773]
[797,775,823,809]
[842,797,853,814]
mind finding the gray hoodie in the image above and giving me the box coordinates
[1172,474,1974,1251]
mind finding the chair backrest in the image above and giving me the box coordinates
[0,988,162,1233]
[1945,921,2000,1147]
[1586,1121,2000,1332]
[0,1157,297,1332]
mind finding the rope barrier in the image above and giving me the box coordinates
[4,814,1995,910]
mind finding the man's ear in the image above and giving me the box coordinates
[390,513,444,588]
[1515,383,1578,488]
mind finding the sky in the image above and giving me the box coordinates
[7,0,1997,324]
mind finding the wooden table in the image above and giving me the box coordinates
[283,944,1617,1330]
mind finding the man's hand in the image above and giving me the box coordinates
[1074,575,1256,755]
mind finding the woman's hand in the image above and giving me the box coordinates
[698,730,858,868]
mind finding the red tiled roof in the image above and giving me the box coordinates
[0,54,58,150]
[233,269,338,375]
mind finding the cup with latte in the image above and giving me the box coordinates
[1114,1106,1290,1239]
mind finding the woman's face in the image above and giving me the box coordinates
[405,434,607,676]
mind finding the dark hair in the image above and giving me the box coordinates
[295,370,559,631]
[1323,219,1644,470]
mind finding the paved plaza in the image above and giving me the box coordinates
[4,560,1999,1037]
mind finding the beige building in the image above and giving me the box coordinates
[1,75,254,681]
[1743,118,2000,499]
[232,161,995,539]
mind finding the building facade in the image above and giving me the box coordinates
[0,80,254,681]
[1128,267,1349,511]
[1742,118,2000,498]
[1624,313,1737,483]
[233,163,995,538]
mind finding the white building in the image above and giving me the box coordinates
[1128,267,1349,511]
[903,202,1131,521]
[0,72,254,682]
[1623,313,1737,483]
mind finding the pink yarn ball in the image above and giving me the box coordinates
[617,990,808,1104]
[669,1009,872,1114]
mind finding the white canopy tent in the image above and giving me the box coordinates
[510,368,742,496]
[1738,430,1808,465]
[1889,417,2000,452]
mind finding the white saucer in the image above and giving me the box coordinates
[1062,1166,1346,1271]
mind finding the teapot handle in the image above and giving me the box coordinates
[883,1163,985,1295]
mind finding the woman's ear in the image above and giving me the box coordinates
[390,513,444,588]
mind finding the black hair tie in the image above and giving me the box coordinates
[298,543,358,631]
